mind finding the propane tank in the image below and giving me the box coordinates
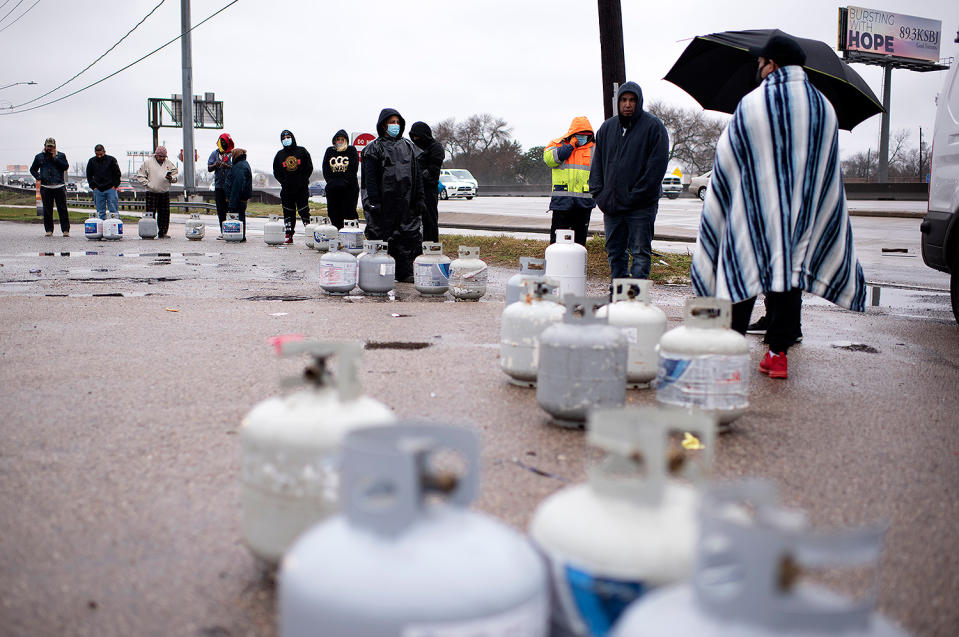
[545,229,587,299]
[279,424,549,637]
[337,218,364,255]
[414,241,451,296]
[655,298,749,428]
[596,279,667,389]
[506,257,546,305]
[240,341,396,564]
[319,238,358,295]
[138,212,158,239]
[531,407,716,637]
[537,296,628,427]
[185,213,205,240]
[449,246,488,301]
[264,214,286,245]
[304,216,319,249]
[84,212,103,241]
[499,278,565,387]
[357,240,395,296]
[611,481,907,637]
[313,216,338,252]
[102,212,123,241]
[223,213,245,242]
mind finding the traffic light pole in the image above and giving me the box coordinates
[180,0,196,198]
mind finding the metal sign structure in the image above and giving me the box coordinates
[147,92,223,152]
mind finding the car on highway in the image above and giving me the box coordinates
[116,182,135,199]
[438,169,476,200]
[309,180,327,197]
[19,176,35,188]
[690,170,712,201]
[661,174,682,199]
[5,175,22,187]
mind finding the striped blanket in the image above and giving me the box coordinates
[691,65,866,312]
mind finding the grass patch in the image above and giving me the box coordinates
[0,206,139,224]
[0,190,36,205]
[244,201,328,217]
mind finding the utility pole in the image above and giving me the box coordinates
[877,64,892,183]
[918,127,924,181]
[597,0,625,120]
[180,0,196,199]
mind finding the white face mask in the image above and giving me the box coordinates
[335,141,347,151]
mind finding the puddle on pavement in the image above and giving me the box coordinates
[15,251,220,258]
[244,295,311,301]
[364,341,431,350]
[43,291,153,298]
[831,342,880,353]
[804,283,950,315]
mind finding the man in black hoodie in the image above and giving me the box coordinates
[361,108,426,282]
[321,129,360,229]
[409,121,445,243]
[272,129,314,243]
[589,82,669,280]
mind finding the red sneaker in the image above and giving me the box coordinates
[759,351,788,379]
[284,233,293,244]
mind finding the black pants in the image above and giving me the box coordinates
[325,187,359,230]
[550,208,591,245]
[232,199,248,239]
[214,188,228,229]
[732,288,802,353]
[40,186,69,233]
[422,185,439,242]
[144,191,171,236]
[280,186,310,234]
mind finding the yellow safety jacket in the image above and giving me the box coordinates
[544,115,595,211]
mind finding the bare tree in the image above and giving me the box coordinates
[647,101,727,176]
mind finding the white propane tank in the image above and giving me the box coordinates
[264,214,286,245]
[611,481,907,637]
[304,216,319,249]
[545,230,587,299]
[337,218,364,255]
[319,239,358,295]
[449,246,488,301]
[499,278,565,387]
[223,213,244,242]
[596,279,667,388]
[531,407,716,637]
[102,212,123,241]
[506,257,546,305]
[357,240,395,296]
[414,241,451,296]
[138,212,158,239]
[185,213,205,240]
[84,212,103,241]
[279,424,549,637]
[655,298,749,428]
[313,216,338,252]
[537,296,628,427]
[240,341,396,564]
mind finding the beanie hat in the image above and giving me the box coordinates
[155,146,168,156]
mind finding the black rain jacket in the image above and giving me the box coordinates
[409,121,445,191]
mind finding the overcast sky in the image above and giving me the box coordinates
[1,0,957,179]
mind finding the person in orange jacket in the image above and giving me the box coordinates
[543,116,595,245]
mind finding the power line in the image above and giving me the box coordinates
[0,0,240,116]
[0,0,25,24]
[0,1,12,12]
[11,0,166,106]
[0,0,41,35]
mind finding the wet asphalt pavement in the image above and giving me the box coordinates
[0,220,957,637]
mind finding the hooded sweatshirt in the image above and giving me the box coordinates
[208,133,234,190]
[409,121,445,188]
[588,81,669,215]
[321,129,360,194]
[272,129,313,190]
[227,149,252,210]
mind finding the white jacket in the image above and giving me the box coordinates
[135,157,179,193]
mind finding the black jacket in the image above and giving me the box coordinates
[226,153,253,210]
[86,154,122,191]
[322,129,360,194]
[588,81,669,214]
[409,121,444,189]
[272,130,313,190]
[30,150,69,185]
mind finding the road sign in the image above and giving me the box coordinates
[352,132,375,158]
[179,149,199,162]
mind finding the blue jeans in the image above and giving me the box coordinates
[93,189,119,220]
[603,206,658,279]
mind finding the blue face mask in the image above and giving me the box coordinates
[575,134,589,146]
[281,137,292,147]
[386,124,401,138]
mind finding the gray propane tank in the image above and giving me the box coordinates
[414,241,451,296]
[357,240,395,296]
[530,406,716,637]
[102,212,123,240]
[537,296,628,427]
[264,214,286,245]
[505,257,546,305]
[304,216,319,249]
[499,278,565,387]
[596,279,667,389]
[449,246,488,301]
[185,212,205,240]
[313,216,338,252]
[279,423,549,637]
[655,298,749,428]
[319,238,358,295]
[84,212,102,241]
[138,212,158,239]
[223,213,244,242]
[240,341,396,564]
[611,481,907,637]
[337,218,365,255]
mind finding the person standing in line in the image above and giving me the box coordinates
[86,144,121,221]
[134,146,178,238]
[272,129,313,243]
[321,130,360,229]
[30,137,70,237]
[691,35,866,379]
[226,147,252,241]
[409,121,445,243]
[589,82,669,279]
[361,108,426,282]
[207,133,234,238]
[543,116,596,246]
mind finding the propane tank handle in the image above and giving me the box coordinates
[684,297,731,328]
[611,278,652,304]
[344,219,360,229]
[518,257,546,274]
[522,276,560,302]
[422,241,444,254]
[457,246,480,259]
[560,295,608,325]
[279,340,363,401]
[319,216,331,225]
[340,424,480,537]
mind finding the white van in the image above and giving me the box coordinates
[921,51,959,322]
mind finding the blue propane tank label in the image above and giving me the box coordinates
[655,354,749,411]
[223,222,241,232]
[117,223,123,234]
[415,262,450,286]
[561,564,647,637]
[85,222,97,234]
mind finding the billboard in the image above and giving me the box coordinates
[840,6,942,63]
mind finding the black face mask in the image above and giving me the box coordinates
[754,66,766,87]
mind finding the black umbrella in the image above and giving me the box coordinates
[664,28,883,130]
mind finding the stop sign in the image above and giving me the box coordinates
[352,132,375,158]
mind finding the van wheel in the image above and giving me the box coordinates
[698,186,707,201]
[466,196,473,200]
[439,190,448,200]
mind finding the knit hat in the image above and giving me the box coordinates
[44,137,56,147]
[154,146,168,157]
